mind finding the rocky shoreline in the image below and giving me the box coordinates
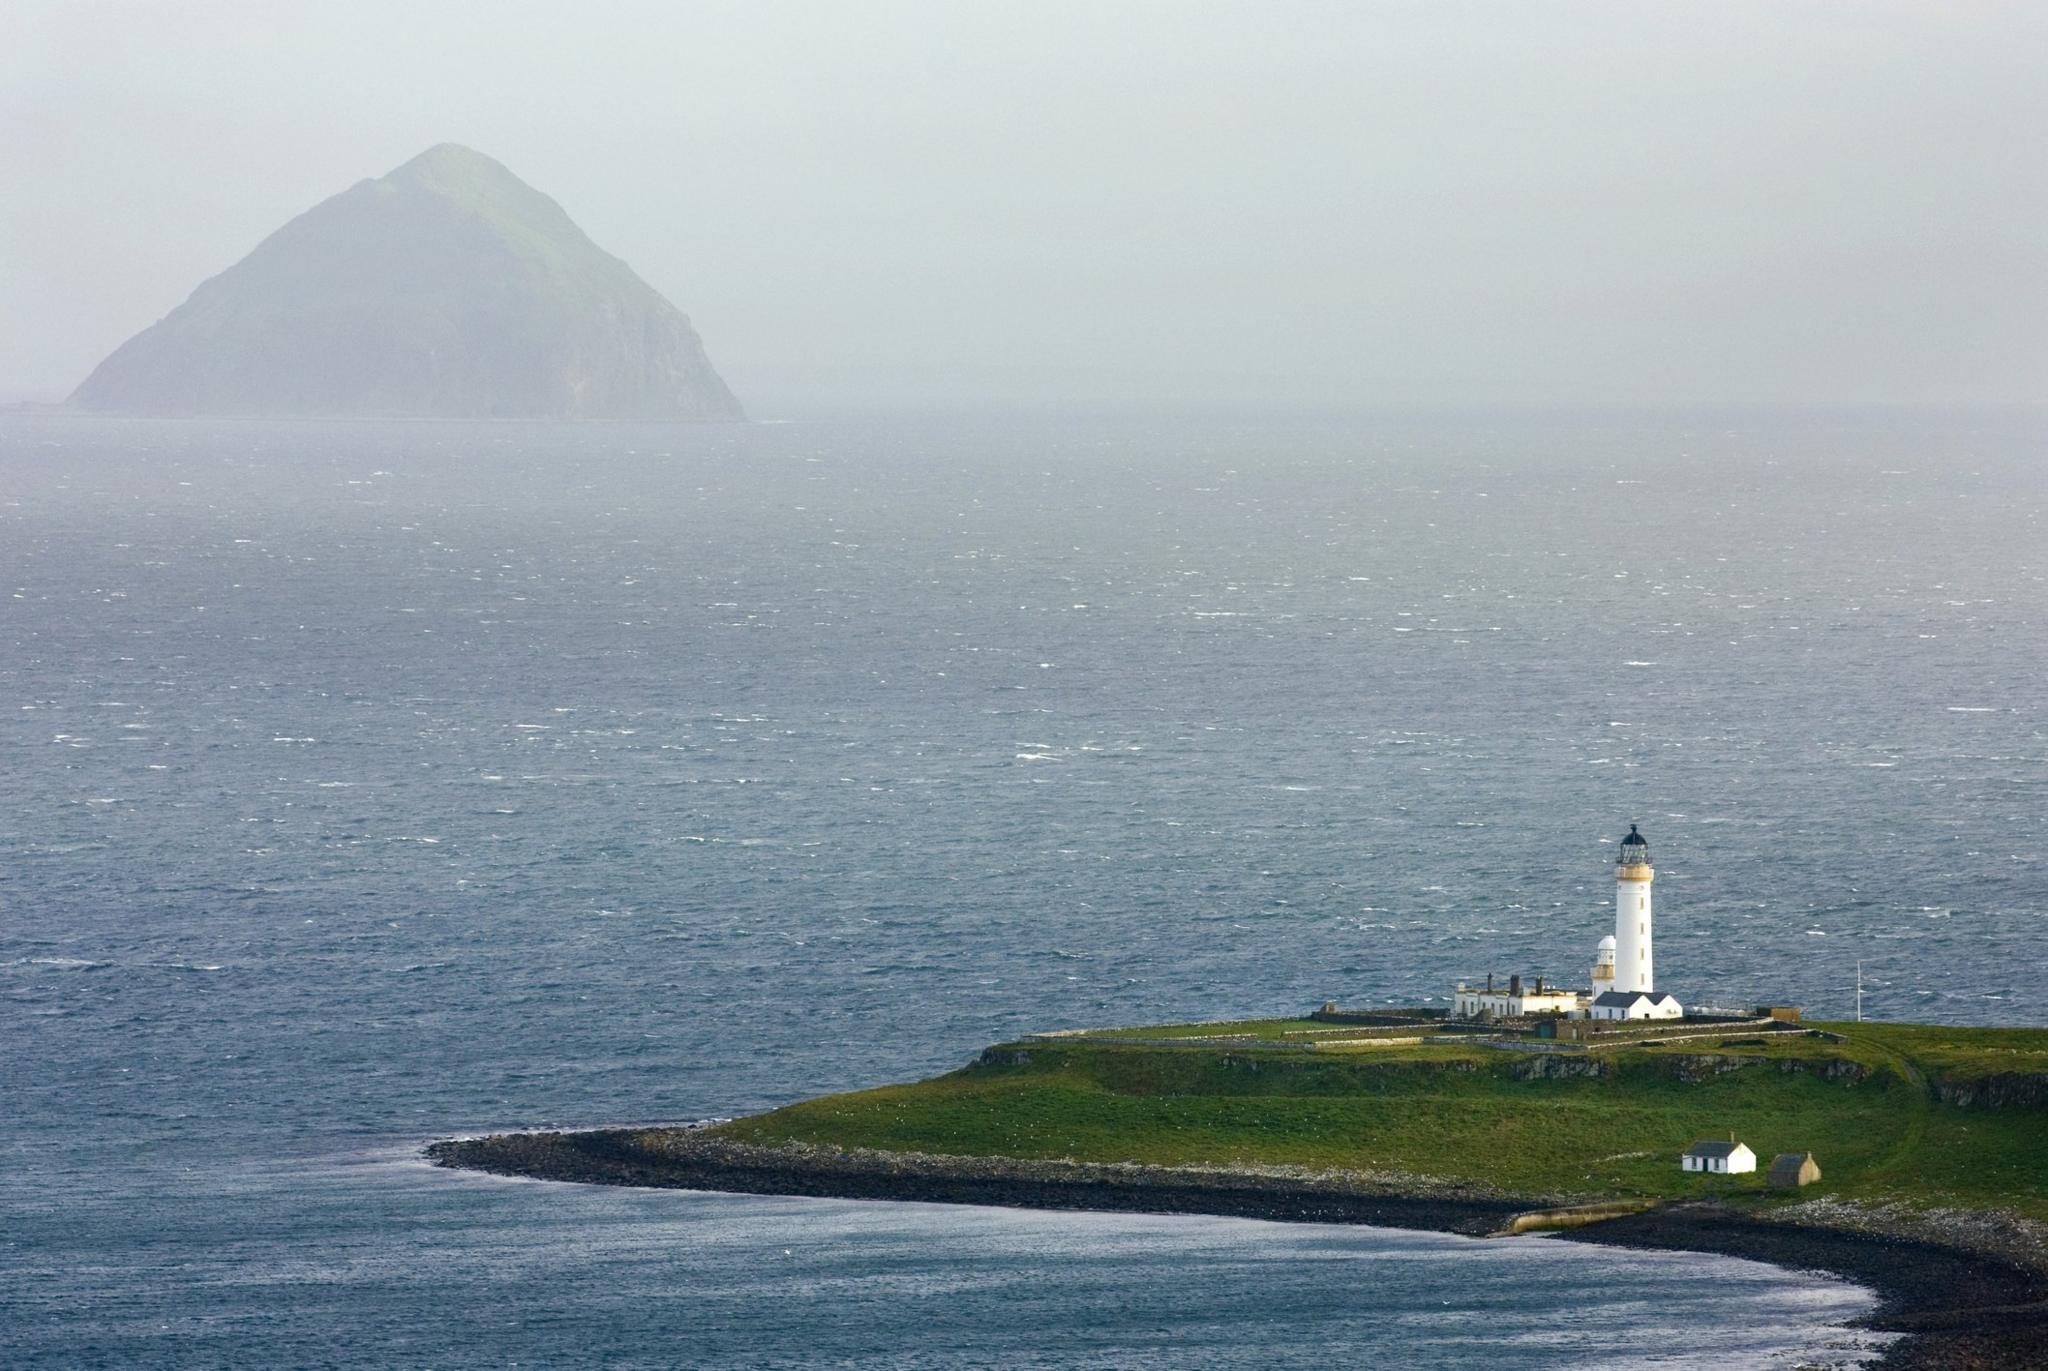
[1547,1204,2047,1370]
[427,1128,2048,1370]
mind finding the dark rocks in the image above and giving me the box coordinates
[1556,1201,2048,1371]
[429,1126,2048,1369]
[1665,1054,1756,1083]
[1931,1073,2048,1111]
[426,1010,2048,1369]
[426,1128,1530,1236]
[1512,1053,1611,1081]
[1774,1056,1875,1086]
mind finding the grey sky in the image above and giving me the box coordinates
[6,1,2044,407]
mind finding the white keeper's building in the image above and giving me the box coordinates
[1681,1140,1756,1174]
[1451,974,1581,1019]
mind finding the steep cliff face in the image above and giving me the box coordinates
[72,144,743,421]
[1932,1072,2048,1110]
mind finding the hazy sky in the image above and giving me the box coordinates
[6,1,2045,407]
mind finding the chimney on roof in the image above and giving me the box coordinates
[1487,972,1494,992]
[1509,974,1522,997]
[1535,976,1545,994]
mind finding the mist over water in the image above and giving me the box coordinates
[10,5,2047,410]
[2,410,2036,1367]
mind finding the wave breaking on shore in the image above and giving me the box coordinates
[429,1126,2047,1370]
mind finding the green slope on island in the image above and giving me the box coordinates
[710,1020,2048,1218]
[73,144,742,421]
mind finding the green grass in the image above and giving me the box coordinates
[712,1018,2048,1218]
[1832,1021,2048,1082]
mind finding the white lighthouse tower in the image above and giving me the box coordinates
[1614,823,1655,993]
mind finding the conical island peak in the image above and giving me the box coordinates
[73,145,743,421]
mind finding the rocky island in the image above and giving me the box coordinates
[432,1014,2048,1369]
[71,144,742,421]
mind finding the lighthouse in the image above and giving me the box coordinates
[1449,823,1680,1022]
[1614,823,1654,993]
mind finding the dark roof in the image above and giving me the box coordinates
[1621,823,1648,846]
[1591,990,1669,1006]
[1593,990,1681,1007]
[1769,1152,1817,1174]
[1685,1140,1748,1158]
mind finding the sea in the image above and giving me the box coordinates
[3,409,2040,1368]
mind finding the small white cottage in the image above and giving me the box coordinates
[1681,1140,1756,1175]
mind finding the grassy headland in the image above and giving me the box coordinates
[709,1019,2048,1218]
[433,1016,2048,1369]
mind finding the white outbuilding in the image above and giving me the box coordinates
[1681,1140,1757,1175]
[1588,990,1683,1021]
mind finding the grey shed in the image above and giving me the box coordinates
[1768,1152,1821,1188]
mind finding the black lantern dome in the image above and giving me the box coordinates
[1617,823,1650,866]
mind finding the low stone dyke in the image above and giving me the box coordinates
[1462,1037,1589,1054]
[1569,1018,1802,1049]
[1019,1023,1440,1052]
[1029,1036,1325,1052]
[1308,1007,1444,1026]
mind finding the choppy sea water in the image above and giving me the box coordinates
[3,410,2040,1367]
